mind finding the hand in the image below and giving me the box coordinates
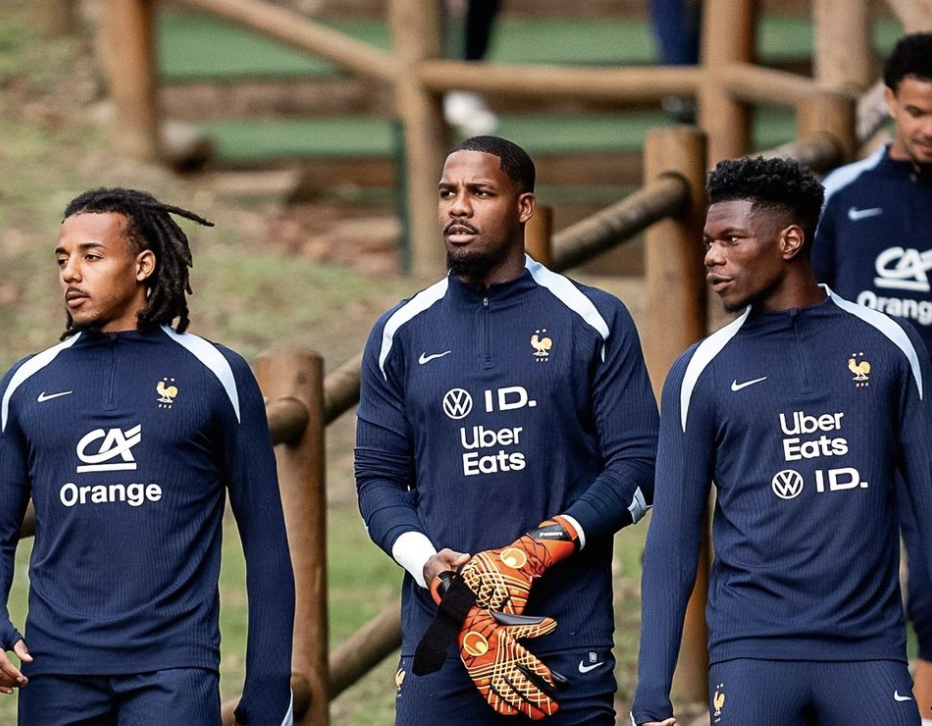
[458,517,579,614]
[639,720,676,726]
[423,548,470,588]
[458,607,565,720]
[0,640,32,694]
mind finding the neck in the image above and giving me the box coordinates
[757,268,825,312]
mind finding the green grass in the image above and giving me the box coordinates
[194,106,797,164]
[159,14,904,82]
[164,11,837,163]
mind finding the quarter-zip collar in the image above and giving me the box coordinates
[741,288,835,332]
[880,144,932,185]
[446,266,539,310]
[69,327,167,348]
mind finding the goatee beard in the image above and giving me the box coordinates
[447,241,514,283]
[447,249,496,280]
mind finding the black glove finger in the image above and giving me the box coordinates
[488,672,524,713]
[504,670,554,720]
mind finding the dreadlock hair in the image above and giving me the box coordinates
[449,135,536,193]
[707,156,825,253]
[61,188,213,338]
[884,32,932,92]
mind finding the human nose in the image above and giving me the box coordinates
[704,240,724,268]
[449,190,471,218]
[60,256,80,283]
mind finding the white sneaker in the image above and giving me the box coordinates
[443,91,498,136]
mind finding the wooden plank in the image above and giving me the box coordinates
[178,0,400,83]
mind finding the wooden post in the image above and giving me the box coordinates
[644,126,710,704]
[699,0,756,164]
[796,91,858,164]
[884,0,932,34]
[814,0,873,92]
[387,0,449,277]
[256,351,329,726]
[526,205,554,268]
[100,0,160,160]
[643,126,707,398]
[31,0,75,37]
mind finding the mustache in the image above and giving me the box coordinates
[444,220,478,234]
[66,286,90,297]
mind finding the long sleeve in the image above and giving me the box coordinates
[355,318,425,555]
[221,354,295,726]
[0,363,30,651]
[892,324,932,660]
[563,300,658,538]
[631,350,714,724]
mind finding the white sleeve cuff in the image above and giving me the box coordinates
[391,531,438,588]
[560,514,586,550]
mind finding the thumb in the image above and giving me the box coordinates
[13,640,32,663]
[503,615,558,640]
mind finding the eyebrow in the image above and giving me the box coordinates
[705,225,748,236]
[438,180,497,189]
[55,241,107,255]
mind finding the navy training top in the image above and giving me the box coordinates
[0,326,295,726]
[813,145,932,354]
[355,256,659,657]
[632,290,932,724]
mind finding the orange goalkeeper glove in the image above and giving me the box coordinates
[458,607,567,719]
[458,516,580,614]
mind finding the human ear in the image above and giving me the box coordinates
[136,249,157,282]
[780,225,805,260]
[518,192,536,224]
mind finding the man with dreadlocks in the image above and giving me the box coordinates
[0,188,295,726]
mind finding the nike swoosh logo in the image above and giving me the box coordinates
[731,377,767,392]
[578,660,604,674]
[894,691,913,702]
[418,351,451,365]
[37,391,73,402]
[848,206,883,221]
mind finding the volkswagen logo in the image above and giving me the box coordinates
[442,388,473,420]
[771,469,804,499]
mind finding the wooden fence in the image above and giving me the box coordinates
[74,0,932,276]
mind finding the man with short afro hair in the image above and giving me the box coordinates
[634,156,932,726]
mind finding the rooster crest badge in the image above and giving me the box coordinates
[157,377,179,408]
[848,352,870,388]
[531,329,552,362]
[712,683,726,722]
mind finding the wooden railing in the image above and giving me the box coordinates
[91,0,893,277]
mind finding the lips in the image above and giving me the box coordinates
[445,221,478,244]
[706,274,734,293]
[66,288,89,309]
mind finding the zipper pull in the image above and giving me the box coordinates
[483,297,489,308]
